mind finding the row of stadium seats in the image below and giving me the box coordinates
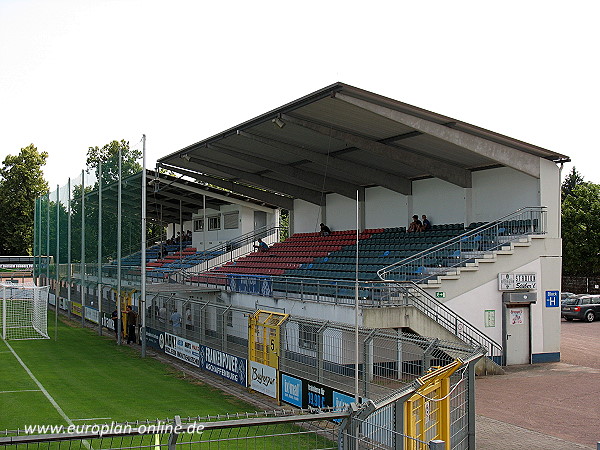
[195,224,470,282]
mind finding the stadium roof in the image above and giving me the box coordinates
[99,170,278,225]
[158,82,570,208]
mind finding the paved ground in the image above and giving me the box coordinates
[475,319,600,449]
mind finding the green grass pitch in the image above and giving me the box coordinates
[0,311,255,431]
[0,312,336,449]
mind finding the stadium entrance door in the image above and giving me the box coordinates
[502,294,535,365]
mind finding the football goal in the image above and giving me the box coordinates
[1,283,50,340]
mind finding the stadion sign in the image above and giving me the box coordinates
[498,272,537,291]
[145,327,247,387]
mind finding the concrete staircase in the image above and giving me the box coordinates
[417,235,553,301]
[419,235,536,289]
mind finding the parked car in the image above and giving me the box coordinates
[561,295,600,322]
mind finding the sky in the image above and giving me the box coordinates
[0,0,598,189]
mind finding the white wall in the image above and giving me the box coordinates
[292,167,545,233]
[292,200,322,234]
[190,204,276,249]
[411,178,467,225]
[472,167,539,223]
[445,258,553,356]
[539,159,561,238]
[325,194,358,232]
[365,187,408,229]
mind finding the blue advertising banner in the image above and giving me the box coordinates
[279,372,358,410]
[228,274,272,296]
[199,345,247,387]
[281,373,303,407]
[145,327,163,350]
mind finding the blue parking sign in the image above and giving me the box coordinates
[546,290,559,307]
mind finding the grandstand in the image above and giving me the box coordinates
[31,83,571,447]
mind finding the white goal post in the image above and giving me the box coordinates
[1,283,50,340]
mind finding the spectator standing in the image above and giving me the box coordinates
[125,305,137,344]
[171,308,182,333]
[111,309,119,338]
[185,307,193,331]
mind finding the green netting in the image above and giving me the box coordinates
[33,139,147,308]
[57,180,70,280]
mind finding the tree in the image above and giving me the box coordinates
[0,144,49,255]
[561,182,600,276]
[561,167,584,202]
[86,139,142,184]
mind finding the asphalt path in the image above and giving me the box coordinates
[476,319,600,449]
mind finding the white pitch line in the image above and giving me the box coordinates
[0,389,42,394]
[72,418,112,422]
[3,339,92,449]
[3,340,73,425]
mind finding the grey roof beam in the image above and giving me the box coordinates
[164,179,279,215]
[149,198,200,215]
[237,131,412,195]
[281,113,472,188]
[153,188,221,211]
[207,143,360,199]
[183,156,324,205]
[158,164,294,210]
[335,92,540,178]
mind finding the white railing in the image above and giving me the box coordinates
[377,206,547,284]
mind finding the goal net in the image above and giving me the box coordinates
[1,283,50,340]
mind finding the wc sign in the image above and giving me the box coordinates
[545,290,559,308]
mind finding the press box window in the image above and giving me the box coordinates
[224,212,239,230]
[298,323,318,351]
[208,216,221,231]
[193,219,204,232]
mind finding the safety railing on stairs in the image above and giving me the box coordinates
[378,281,503,362]
[182,269,502,362]
[377,206,547,284]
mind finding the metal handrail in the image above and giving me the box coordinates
[382,282,502,360]
[183,271,501,360]
[377,206,547,283]
[174,225,288,282]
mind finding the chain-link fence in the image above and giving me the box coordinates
[33,141,145,339]
[30,291,482,449]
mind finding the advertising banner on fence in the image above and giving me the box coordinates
[279,372,357,411]
[281,373,302,407]
[250,361,277,398]
[71,302,82,317]
[145,327,163,350]
[228,274,272,297]
[84,307,99,324]
[163,333,201,366]
[145,327,248,386]
[199,346,247,387]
